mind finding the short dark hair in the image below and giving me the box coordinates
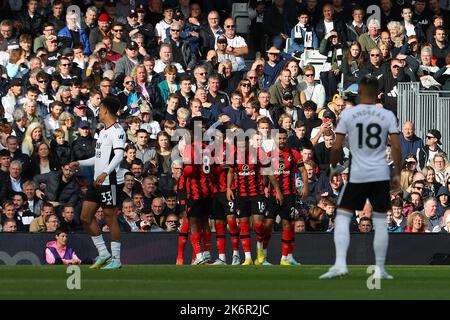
[131,158,144,167]
[358,75,379,99]
[136,129,148,136]
[391,197,403,208]
[55,228,67,237]
[277,128,288,135]
[302,100,317,112]
[101,96,121,115]
[359,216,372,224]
[295,120,306,129]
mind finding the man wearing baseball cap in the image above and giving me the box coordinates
[124,7,157,55]
[417,129,445,170]
[114,41,143,84]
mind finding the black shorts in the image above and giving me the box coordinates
[85,184,118,209]
[187,198,213,218]
[266,195,296,221]
[212,192,235,220]
[337,181,391,212]
[235,196,267,218]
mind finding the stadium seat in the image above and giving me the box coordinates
[299,50,327,81]
[284,38,293,53]
[66,5,82,23]
[232,2,251,35]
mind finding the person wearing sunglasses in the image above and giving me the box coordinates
[36,71,55,114]
[162,21,197,72]
[378,58,410,116]
[236,80,254,105]
[416,129,445,171]
[299,64,325,109]
[216,34,239,71]
[222,17,248,71]
[54,57,76,86]
[109,22,127,55]
[360,47,389,81]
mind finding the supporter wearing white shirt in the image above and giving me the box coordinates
[155,5,174,44]
[44,101,63,139]
[221,18,248,71]
[154,43,185,74]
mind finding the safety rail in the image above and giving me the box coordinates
[397,82,450,154]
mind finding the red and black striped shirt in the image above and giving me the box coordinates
[182,142,213,200]
[211,143,235,194]
[268,147,303,196]
[232,147,270,197]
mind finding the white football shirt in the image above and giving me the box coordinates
[94,123,126,185]
[335,104,398,183]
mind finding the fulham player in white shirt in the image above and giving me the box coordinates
[70,97,126,270]
[320,76,402,280]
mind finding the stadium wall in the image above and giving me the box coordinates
[1,233,449,265]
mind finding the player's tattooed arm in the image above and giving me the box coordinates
[298,166,309,199]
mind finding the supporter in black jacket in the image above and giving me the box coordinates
[71,129,96,162]
[50,138,71,167]
[46,0,66,32]
[378,58,411,116]
[18,0,44,37]
[297,100,322,140]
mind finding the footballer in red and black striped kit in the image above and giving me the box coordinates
[265,128,309,266]
[181,118,214,265]
[209,124,240,265]
[227,135,283,265]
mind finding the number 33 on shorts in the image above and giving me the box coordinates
[101,191,113,205]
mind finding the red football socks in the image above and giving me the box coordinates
[227,218,239,251]
[240,221,251,253]
[215,222,226,255]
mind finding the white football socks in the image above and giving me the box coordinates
[334,210,352,268]
[372,212,389,271]
[91,235,109,257]
[111,241,121,262]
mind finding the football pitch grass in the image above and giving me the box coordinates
[1,265,450,300]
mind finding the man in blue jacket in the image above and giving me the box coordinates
[400,121,423,161]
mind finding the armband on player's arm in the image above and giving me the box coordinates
[104,148,125,175]
[78,157,95,167]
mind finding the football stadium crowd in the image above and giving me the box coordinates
[0,0,450,254]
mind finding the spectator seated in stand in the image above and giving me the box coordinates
[45,229,81,264]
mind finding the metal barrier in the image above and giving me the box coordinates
[397,82,450,154]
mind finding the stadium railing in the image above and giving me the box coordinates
[398,82,450,154]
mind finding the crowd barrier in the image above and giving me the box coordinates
[397,82,450,154]
[1,233,449,265]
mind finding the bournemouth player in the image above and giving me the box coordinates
[70,97,126,269]
[210,124,240,265]
[320,76,401,279]
[227,134,283,265]
[264,128,309,265]
[182,117,214,265]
